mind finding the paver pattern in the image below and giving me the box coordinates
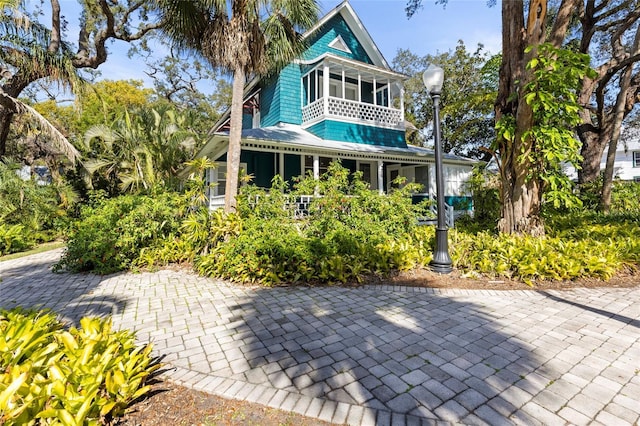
[2,249,639,425]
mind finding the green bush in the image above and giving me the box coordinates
[194,163,433,285]
[0,160,77,253]
[0,308,157,425]
[450,230,622,283]
[0,224,33,256]
[577,178,640,213]
[56,192,183,274]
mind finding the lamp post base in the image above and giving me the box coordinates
[429,227,452,274]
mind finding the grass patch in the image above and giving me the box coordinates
[0,241,65,262]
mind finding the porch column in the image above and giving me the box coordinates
[377,160,384,194]
[323,63,330,116]
[279,152,284,183]
[313,155,320,180]
[373,77,377,105]
[400,85,405,118]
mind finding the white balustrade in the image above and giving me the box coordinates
[301,97,403,128]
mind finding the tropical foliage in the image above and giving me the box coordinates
[81,106,201,195]
[0,159,76,254]
[0,308,157,425]
[55,191,183,274]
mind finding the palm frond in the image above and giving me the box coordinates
[0,91,80,163]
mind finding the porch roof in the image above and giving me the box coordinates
[197,123,477,166]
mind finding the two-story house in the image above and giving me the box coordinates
[196,0,476,211]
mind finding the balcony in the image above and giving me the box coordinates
[302,97,404,129]
[300,54,406,130]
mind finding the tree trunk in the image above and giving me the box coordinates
[600,26,640,213]
[495,0,547,235]
[498,165,544,235]
[0,109,14,157]
[224,67,245,213]
[577,129,606,184]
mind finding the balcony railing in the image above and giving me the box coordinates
[302,97,403,128]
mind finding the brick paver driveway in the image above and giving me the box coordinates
[1,249,639,425]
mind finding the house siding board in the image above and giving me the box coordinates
[260,78,280,127]
[304,14,373,64]
[306,120,406,148]
[260,66,302,126]
[242,113,253,130]
[278,65,302,124]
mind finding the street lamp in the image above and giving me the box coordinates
[423,64,452,274]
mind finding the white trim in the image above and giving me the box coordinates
[295,53,407,80]
[328,35,352,54]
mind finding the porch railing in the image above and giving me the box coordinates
[209,193,456,227]
[302,97,403,128]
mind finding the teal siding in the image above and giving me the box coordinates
[260,65,302,126]
[278,65,302,124]
[260,76,281,127]
[306,120,406,148]
[304,15,373,64]
[445,196,473,211]
[242,113,253,129]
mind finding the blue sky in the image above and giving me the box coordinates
[92,0,502,87]
[29,0,501,92]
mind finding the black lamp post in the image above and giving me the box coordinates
[423,64,452,274]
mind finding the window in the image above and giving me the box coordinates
[207,162,247,197]
[634,176,640,183]
[633,151,640,168]
[302,70,322,105]
[304,155,332,178]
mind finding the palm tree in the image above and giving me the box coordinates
[82,106,200,194]
[156,0,319,212]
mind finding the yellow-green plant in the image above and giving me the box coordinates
[0,308,158,425]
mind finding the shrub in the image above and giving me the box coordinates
[463,165,500,228]
[0,308,157,425]
[194,162,433,285]
[0,224,33,256]
[56,192,183,273]
[0,160,77,250]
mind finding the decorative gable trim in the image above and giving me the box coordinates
[328,35,352,53]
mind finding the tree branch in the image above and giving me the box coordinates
[48,0,60,52]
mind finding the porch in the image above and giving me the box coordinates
[207,193,456,227]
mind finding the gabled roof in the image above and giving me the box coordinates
[305,0,391,69]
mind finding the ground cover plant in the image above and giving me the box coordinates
[0,308,157,425]
[0,160,76,255]
[53,160,640,286]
